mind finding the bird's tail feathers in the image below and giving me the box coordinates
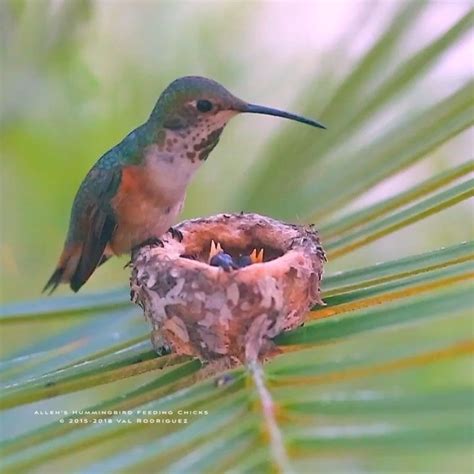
[43,244,83,294]
[42,267,65,294]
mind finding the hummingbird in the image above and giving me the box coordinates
[44,76,325,293]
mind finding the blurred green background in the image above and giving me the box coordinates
[0,2,473,472]
[1,0,472,304]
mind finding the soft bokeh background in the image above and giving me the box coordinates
[0,2,473,471]
[1,0,472,305]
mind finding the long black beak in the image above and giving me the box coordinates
[244,103,326,129]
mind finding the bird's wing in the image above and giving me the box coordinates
[69,165,122,291]
[44,163,122,294]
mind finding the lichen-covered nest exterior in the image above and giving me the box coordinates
[131,213,326,364]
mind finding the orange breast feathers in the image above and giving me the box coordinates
[110,165,178,254]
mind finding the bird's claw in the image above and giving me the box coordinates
[168,227,183,242]
[131,237,164,259]
[138,237,164,248]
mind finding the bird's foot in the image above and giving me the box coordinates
[168,226,183,242]
[136,237,164,249]
[131,237,164,259]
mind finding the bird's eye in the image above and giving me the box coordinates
[196,99,213,113]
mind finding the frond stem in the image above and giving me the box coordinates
[248,360,293,474]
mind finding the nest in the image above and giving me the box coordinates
[130,213,326,365]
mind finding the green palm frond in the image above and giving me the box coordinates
[319,161,473,239]
[1,1,473,472]
[324,178,473,258]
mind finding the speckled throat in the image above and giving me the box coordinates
[191,126,223,162]
[160,110,234,163]
[158,126,224,165]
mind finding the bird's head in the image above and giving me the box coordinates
[152,76,326,134]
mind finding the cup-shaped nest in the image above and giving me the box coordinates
[131,213,326,364]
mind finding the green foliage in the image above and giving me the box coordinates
[0,1,473,473]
